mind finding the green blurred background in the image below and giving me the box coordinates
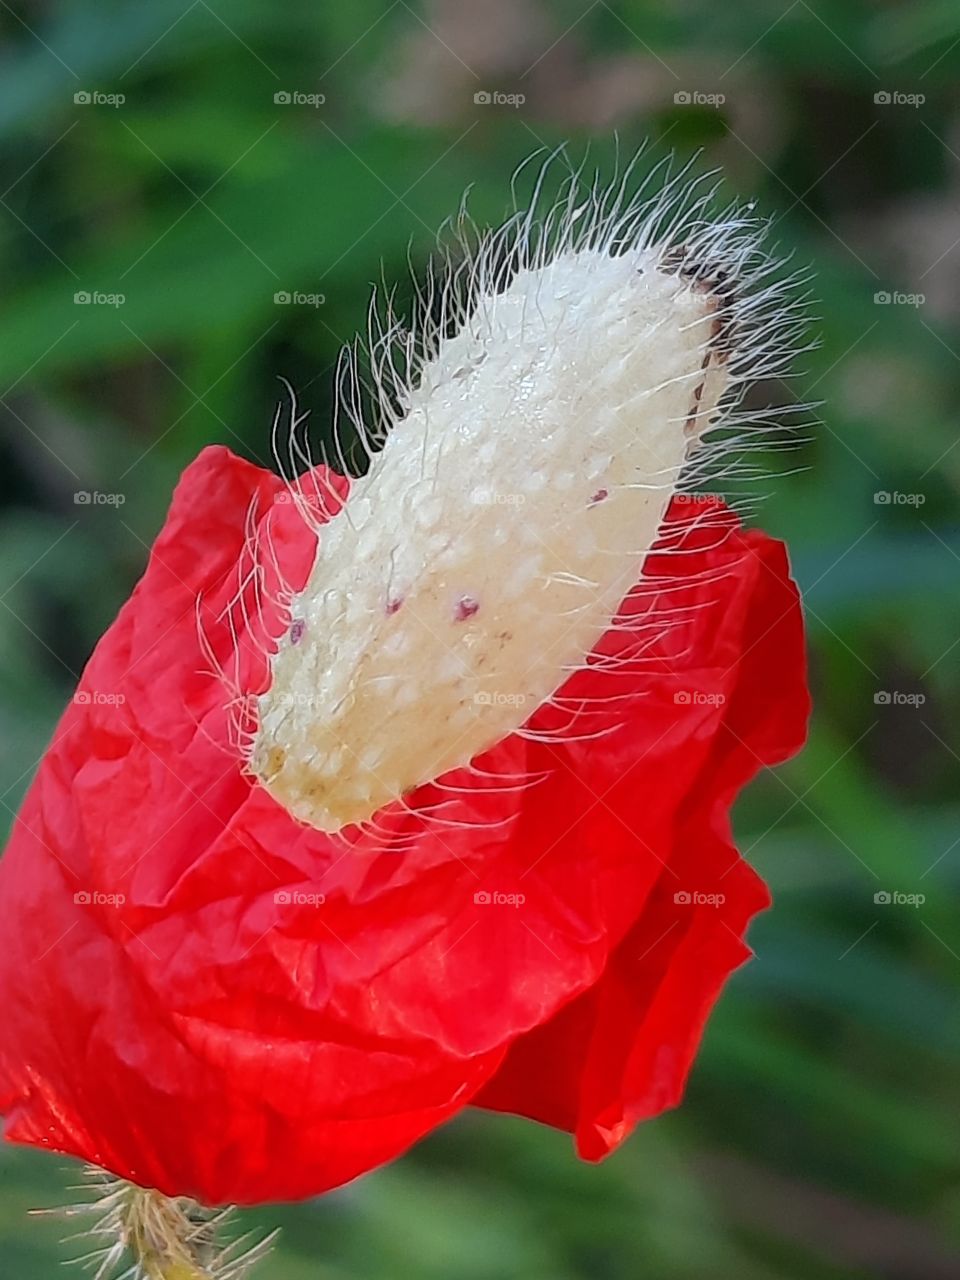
[0,1,958,1277]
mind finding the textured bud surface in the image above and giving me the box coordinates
[252,245,731,830]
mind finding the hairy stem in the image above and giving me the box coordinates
[120,1184,215,1279]
[40,1167,275,1280]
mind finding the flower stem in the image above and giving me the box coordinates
[39,1167,276,1279]
[119,1184,212,1278]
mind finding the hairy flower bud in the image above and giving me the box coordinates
[246,166,804,832]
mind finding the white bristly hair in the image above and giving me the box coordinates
[216,151,812,834]
[36,1166,277,1279]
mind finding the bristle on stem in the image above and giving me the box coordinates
[37,1168,276,1280]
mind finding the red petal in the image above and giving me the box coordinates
[0,463,808,1203]
[473,499,809,1154]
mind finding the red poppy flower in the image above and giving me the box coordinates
[0,444,808,1206]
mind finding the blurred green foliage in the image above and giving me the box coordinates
[0,1,958,1277]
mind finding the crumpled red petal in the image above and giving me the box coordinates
[474,519,808,1155]
[0,449,808,1204]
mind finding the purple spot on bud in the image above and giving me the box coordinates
[454,595,479,622]
[386,597,403,616]
[289,619,306,646]
[589,488,609,505]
